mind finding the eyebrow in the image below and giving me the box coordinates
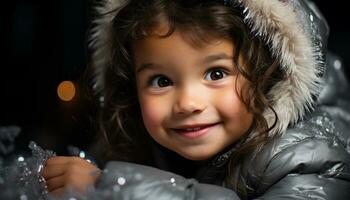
[136,63,159,74]
[201,53,232,64]
[136,53,232,74]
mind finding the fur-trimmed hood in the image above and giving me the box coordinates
[89,0,329,135]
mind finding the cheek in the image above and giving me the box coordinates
[138,96,168,133]
[214,85,253,126]
[215,90,238,116]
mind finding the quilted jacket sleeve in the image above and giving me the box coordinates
[96,161,240,200]
[240,53,350,200]
[245,108,350,199]
[254,128,350,199]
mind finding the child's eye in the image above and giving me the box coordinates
[149,75,173,88]
[204,68,228,81]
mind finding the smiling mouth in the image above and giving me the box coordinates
[170,123,219,138]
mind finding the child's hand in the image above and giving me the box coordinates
[42,156,101,197]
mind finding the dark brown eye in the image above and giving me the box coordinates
[150,75,172,87]
[205,68,227,81]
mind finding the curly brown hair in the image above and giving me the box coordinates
[89,0,284,196]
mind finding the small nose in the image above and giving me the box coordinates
[172,88,207,116]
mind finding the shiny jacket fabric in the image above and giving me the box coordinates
[96,53,350,199]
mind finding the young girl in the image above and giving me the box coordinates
[42,0,350,199]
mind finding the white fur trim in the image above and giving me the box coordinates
[240,0,322,136]
[89,0,127,92]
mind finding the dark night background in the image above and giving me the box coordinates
[1,1,350,155]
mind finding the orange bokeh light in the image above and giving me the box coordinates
[57,81,76,101]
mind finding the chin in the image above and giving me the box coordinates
[177,150,216,161]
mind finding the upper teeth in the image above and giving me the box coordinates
[185,127,201,131]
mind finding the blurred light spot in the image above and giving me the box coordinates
[18,156,24,162]
[334,60,342,70]
[79,151,85,158]
[117,177,126,185]
[57,81,76,102]
[37,164,43,173]
[20,194,28,200]
[309,14,314,22]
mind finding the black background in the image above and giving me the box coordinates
[1,0,349,155]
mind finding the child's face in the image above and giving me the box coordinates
[133,29,253,161]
